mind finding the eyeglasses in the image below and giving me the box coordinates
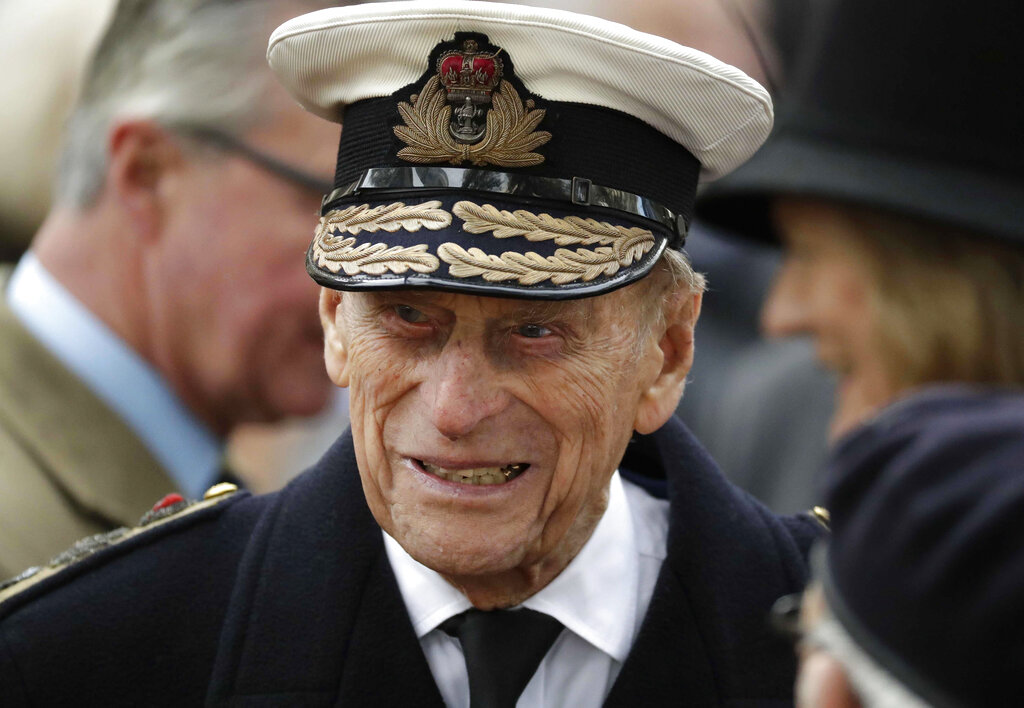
[178,126,333,195]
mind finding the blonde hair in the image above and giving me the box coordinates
[842,206,1024,389]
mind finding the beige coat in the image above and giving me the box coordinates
[0,270,176,579]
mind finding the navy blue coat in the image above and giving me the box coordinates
[0,417,819,706]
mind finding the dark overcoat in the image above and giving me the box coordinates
[0,417,819,706]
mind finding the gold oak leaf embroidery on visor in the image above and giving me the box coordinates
[441,201,656,285]
[394,76,551,168]
[312,201,447,275]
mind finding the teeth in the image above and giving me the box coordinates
[421,461,528,485]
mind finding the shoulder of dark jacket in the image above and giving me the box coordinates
[0,484,257,618]
[627,414,822,572]
[619,415,819,704]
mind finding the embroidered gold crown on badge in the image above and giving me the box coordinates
[394,39,551,167]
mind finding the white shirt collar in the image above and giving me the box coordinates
[384,470,639,662]
[6,253,221,499]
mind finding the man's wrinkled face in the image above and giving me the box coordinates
[763,198,895,440]
[322,285,669,588]
[149,94,338,432]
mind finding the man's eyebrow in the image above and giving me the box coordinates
[363,291,442,308]
[501,298,595,323]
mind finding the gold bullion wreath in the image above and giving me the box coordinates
[310,201,655,285]
[394,76,551,168]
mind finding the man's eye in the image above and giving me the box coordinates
[395,305,427,323]
[516,323,551,338]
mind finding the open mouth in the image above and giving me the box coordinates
[418,460,530,485]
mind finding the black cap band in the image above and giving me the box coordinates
[323,167,687,246]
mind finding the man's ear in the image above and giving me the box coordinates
[320,288,350,387]
[107,120,183,241]
[633,290,702,435]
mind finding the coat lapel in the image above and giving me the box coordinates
[604,562,720,707]
[207,433,443,706]
[606,422,722,707]
[608,418,810,707]
[332,548,445,706]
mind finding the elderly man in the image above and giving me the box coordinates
[0,3,821,705]
[775,388,1024,708]
[0,0,341,578]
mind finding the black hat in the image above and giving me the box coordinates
[821,386,1024,707]
[268,1,773,300]
[697,0,1024,246]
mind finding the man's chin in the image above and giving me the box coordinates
[399,533,529,580]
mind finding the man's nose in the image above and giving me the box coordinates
[423,340,511,440]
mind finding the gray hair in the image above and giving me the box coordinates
[809,611,933,708]
[57,0,331,208]
[637,247,706,333]
[616,247,704,360]
[659,245,707,296]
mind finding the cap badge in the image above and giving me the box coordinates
[394,39,551,167]
[439,39,502,144]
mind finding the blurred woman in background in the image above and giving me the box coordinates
[698,0,1024,439]
[763,199,1024,438]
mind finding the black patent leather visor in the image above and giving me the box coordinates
[307,180,674,300]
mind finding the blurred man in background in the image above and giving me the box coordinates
[0,0,340,579]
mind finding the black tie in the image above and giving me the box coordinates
[441,608,563,708]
